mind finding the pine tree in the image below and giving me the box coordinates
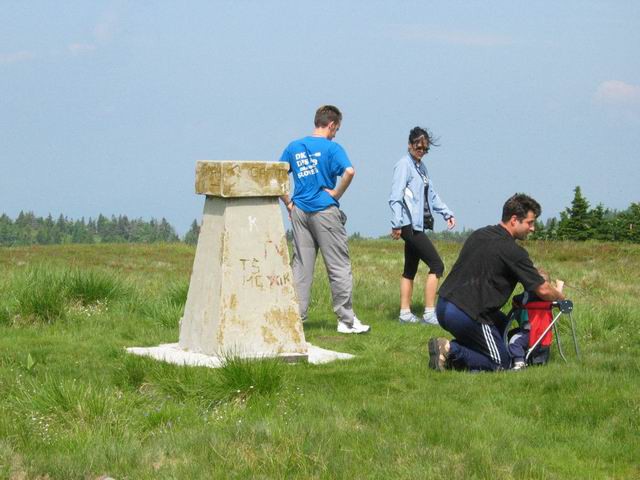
[71,218,94,244]
[14,211,35,245]
[117,215,130,241]
[615,203,640,243]
[55,214,67,235]
[590,204,615,241]
[557,186,592,240]
[0,214,15,246]
[184,219,200,245]
[96,214,109,240]
[545,217,558,240]
[158,218,179,242]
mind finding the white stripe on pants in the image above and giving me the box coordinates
[482,324,502,365]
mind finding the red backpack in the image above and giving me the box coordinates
[523,301,554,349]
[511,298,554,365]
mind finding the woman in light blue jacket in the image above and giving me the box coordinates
[389,127,456,325]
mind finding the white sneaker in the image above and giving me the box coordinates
[353,316,371,333]
[337,317,370,334]
[399,312,420,324]
[422,311,439,326]
[512,360,526,370]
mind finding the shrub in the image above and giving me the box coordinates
[14,266,66,323]
[64,269,127,306]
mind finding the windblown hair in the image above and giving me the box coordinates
[502,193,542,222]
[408,126,440,148]
[314,105,342,128]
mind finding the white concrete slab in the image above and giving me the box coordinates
[126,342,354,367]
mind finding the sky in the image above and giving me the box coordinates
[1,1,639,237]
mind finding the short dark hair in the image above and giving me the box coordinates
[314,105,342,128]
[502,193,541,222]
[408,126,439,148]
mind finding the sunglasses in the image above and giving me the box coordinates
[412,142,429,152]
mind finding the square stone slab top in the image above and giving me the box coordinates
[195,160,290,197]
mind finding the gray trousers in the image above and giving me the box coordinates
[290,205,355,325]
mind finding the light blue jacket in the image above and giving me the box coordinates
[389,154,454,231]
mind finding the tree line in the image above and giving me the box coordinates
[531,186,640,242]
[2,188,638,247]
[0,212,201,246]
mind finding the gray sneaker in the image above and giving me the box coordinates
[422,311,439,326]
[399,312,420,324]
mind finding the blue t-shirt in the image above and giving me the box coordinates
[280,136,352,213]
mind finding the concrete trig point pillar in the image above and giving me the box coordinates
[178,161,308,362]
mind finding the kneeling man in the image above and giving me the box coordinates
[430,194,564,371]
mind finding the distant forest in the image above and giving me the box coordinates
[1,186,638,246]
[0,213,200,246]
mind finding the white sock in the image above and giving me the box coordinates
[424,307,435,316]
[400,308,412,316]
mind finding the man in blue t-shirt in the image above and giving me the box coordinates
[279,105,370,334]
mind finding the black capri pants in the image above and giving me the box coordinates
[400,225,445,280]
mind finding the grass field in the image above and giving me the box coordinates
[0,240,638,479]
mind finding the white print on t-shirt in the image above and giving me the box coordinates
[294,151,320,179]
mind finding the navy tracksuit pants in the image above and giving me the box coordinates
[436,298,511,371]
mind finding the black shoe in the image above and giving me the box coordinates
[428,337,450,371]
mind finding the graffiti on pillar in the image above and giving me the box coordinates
[239,250,291,291]
[267,272,291,287]
[263,239,287,260]
[239,257,263,288]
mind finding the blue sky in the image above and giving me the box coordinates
[2,1,639,237]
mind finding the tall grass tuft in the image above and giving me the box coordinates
[10,375,140,441]
[64,269,127,306]
[114,355,220,406]
[113,354,149,391]
[215,354,286,401]
[13,266,67,323]
[141,299,184,328]
[129,354,286,406]
[165,281,189,307]
[134,281,189,328]
[0,304,10,326]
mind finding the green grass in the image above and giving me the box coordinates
[0,241,638,479]
[64,268,128,306]
[11,266,67,324]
